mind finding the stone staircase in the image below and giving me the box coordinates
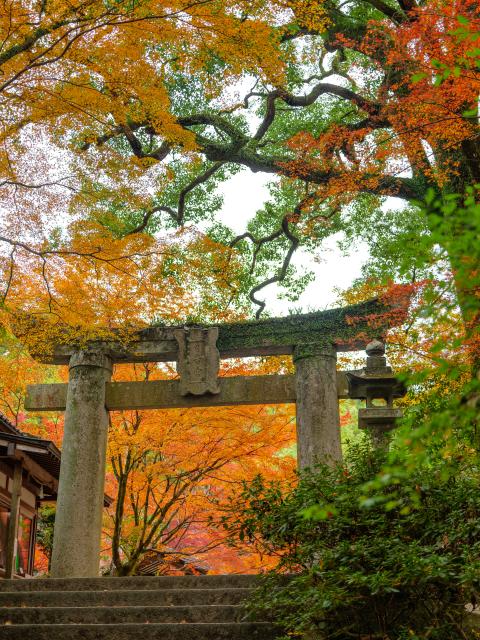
[0,574,277,639]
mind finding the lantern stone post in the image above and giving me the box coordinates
[346,340,405,448]
[50,349,112,578]
[294,343,342,468]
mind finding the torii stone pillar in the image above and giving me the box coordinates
[294,343,342,468]
[50,349,112,578]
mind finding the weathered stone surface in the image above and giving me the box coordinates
[26,382,68,410]
[365,339,385,356]
[26,373,352,412]
[365,339,390,372]
[0,605,246,624]
[358,407,403,428]
[1,573,475,640]
[50,350,112,579]
[0,575,260,591]
[0,623,277,640]
[345,372,405,403]
[174,327,220,396]
[348,341,406,444]
[21,299,404,586]
[0,588,252,607]
[0,574,277,640]
[32,299,389,365]
[294,344,342,468]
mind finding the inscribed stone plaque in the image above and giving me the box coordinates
[174,327,220,396]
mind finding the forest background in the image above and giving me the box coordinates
[0,0,479,579]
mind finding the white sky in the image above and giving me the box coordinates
[217,169,370,315]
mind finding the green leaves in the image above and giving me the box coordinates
[301,503,337,520]
[222,439,480,639]
[411,72,427,84]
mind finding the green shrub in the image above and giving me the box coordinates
[36,505,55,572]
[223,442,480,639]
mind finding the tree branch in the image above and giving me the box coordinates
[124,161,225,234]
[277,82,383,116]
[230,210,301,319]
[361,0,407,22]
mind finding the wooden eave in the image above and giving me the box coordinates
[0,432,60,496]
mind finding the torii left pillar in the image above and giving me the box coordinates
[50,349,112,578]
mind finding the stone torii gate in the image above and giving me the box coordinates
[24,299,404,579]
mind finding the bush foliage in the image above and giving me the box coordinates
[223,442,480,639]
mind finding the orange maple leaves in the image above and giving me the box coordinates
[382,0,480,184]
[0,0,293,337]
[284,0,480,211]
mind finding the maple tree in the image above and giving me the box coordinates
[0,345,300,575]
[0,324,368,575]
[0,0,294,328]
[2,0,478,327]
[0,252,303,574]
[106,360,296,575]
[0,333,53,427]
[50,0,476,317]
[0,330,301,575]
[338,278,466,401]
[105,353,350,576]
[0,214,255,356]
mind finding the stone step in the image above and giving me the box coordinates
[0,622,277,640]
[0,574,259,592]
[0,588,252,608]
[0,605,248,625]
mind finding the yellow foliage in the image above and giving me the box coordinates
[285,0,330,31]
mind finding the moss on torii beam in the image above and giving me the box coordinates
[212,298,389,357]
[22,297,403,365]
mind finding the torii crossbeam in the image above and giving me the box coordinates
[23,299,405,579]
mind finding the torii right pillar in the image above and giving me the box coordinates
[294,342,342,468]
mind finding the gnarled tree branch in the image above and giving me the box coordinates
[125,161,225,234]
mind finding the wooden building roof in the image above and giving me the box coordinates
[0,414,112,505]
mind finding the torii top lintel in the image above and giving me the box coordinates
[31,298,399,366]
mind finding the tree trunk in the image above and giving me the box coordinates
[114,561,139,576]
[111,460,130,574]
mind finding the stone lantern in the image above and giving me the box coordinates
[346,339,406,445]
